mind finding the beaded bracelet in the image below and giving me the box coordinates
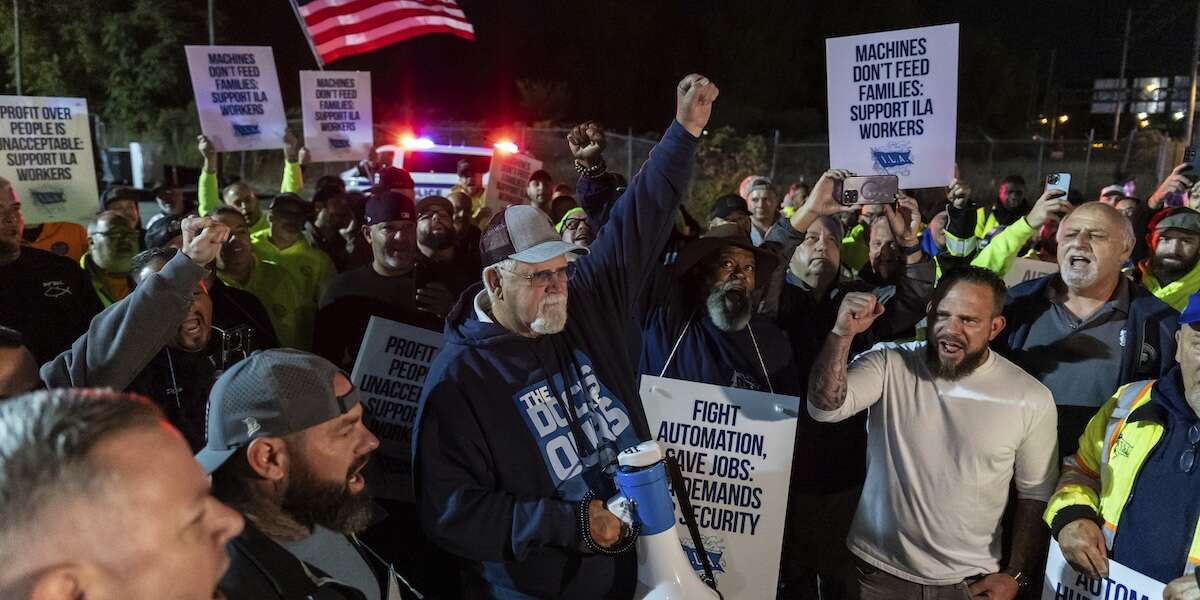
[574,159,608,178]
[578,489,638,555]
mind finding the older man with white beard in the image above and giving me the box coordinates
[995,202,1178,458]
[413,74,717,599]
[637,222,798,394]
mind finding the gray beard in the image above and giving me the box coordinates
[706,282,752,332]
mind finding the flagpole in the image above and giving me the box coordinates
[287,0,324,70]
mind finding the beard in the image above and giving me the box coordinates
[924,337,989,381]
[530,293,568,334]
[706,280,752,332]
[420,227,458,251]
[280,453,373,535]
[1151,253,1198,281]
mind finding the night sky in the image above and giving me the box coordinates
[230,0,1195,138]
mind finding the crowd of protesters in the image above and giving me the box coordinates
[4,72,1200,600]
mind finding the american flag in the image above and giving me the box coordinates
[293,0,475,65]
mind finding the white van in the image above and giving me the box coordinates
[341,139,494,198]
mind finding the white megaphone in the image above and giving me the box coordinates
[608,441,722,600]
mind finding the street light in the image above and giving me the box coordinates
[1137,112,1149,120]
[1139,119,1151,128]
[1174,111,1187,121]
[1058,114,1069,123]
[1039,116,1049,125]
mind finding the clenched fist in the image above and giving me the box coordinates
[181,216,231,267]
[675,74,718,138]
[832,292,885,337]
[567,121,606,167]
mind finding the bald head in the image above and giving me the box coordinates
[222,181,261,224]
[1056,201,1133,293]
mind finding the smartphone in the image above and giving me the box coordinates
[1186,144,1200,173]
[1045,173,1071,199]
[837,175,899,206]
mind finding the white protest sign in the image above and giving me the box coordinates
[1043,539,1164,600]
[484,151,543,217]
[350,316,443,502]
[300,70,373,163]
[0,96,97,225]
[185,45,287,152]
[826,23,959,188]
[640,375,800,599]
[1003,257,1058,288]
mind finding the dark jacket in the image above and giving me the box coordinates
[777,258,936,493]
[413,121,698,599]
[995,273,1178,454]
[220,520,419,600]
[995,274,1177,388]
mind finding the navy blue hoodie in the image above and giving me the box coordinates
[413,122,698,599]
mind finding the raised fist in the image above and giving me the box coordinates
[197,135,216,161]
[283,130,301,163]
[833,292,885,337]
[567,121,606,167]
[675,74,719,138]
[181,216,231,267]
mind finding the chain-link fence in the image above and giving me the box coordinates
[102,116,1182,220]
[772,133,1178,214]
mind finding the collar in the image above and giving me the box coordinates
[1047,274,1131,316]
[473,289,494,324]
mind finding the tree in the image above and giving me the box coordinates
[0,0,209,137]
[690,126,769,218]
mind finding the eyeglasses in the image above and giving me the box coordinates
[1180,423,1200,473]
[501,262,576,287]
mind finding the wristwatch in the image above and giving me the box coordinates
[1007,570,1030,592]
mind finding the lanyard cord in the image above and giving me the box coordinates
[660,309,774,393]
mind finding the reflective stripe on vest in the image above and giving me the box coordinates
[1097,380,1156,550]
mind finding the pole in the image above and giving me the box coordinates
[1113,8,1132,142]
[12,0,19,94]
[207,0,215,45]
[1186,0,1200,144]
[1083,128,1094,192]
[287,0,324,69]
[769,129,780,180]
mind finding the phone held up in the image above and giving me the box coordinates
[1045,173,1071,199]
[835,175,900,206]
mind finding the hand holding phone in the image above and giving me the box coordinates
[836,175,899,206]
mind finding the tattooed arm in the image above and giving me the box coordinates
[807,292,887,419]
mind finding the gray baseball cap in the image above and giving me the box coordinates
[480,204,589,267]
[195,349,361,474]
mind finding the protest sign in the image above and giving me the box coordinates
[350,316,443,502]
[483,151,543,217]
[299,70,373,162]
[1003,257,1058,288]
[185,45,287,152]
[0,96,97,225]
[1043,539,1164,600]
[826,23,959,188]
[640,375,800,599]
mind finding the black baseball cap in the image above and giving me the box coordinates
[364,189,416,225]
[145,215,186,249]
[416,195,454,217]
[195,349,361,474]
[710,193,750,220]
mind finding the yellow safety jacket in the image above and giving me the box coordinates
[1045,380,1200,576]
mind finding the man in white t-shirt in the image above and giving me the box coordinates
[807,266,1058,600]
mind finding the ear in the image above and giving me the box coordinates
[988,315,1007,341]
[1176,329,1183,365]
[485,267,504,299]
[29,565,83,600]
[245,437,289,481]
[361,225,372,245]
